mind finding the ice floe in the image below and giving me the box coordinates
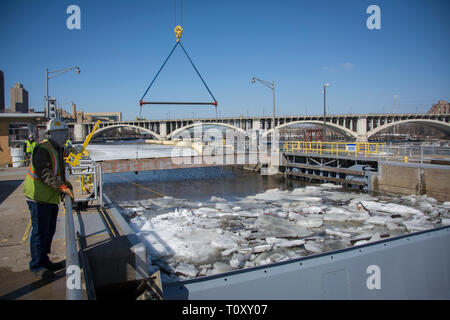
[120,185,449,281]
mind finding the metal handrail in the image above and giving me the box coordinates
[64,196,83,300]
[282,141,386,159]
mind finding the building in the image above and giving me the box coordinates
[0,70,4,112]
[428,100,449,114]
[0,113,46,166]
[74,110,122,123]
[10,83,29,113]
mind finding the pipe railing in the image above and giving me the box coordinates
[64,196,83,300]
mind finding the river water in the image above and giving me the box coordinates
[103,166,305,202]
[92,143,449,280]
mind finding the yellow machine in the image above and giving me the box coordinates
[65,120,101,195]
[66,120,101,167]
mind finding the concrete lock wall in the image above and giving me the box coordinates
[370,162,450,202]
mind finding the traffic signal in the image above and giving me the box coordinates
[48,98,56,119]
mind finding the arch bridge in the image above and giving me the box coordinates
[72,113,449,142]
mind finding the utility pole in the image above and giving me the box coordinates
[323,83,330,141]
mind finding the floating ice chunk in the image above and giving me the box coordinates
[232,206,242,212]
[385,223,406,231]
[215,203,231,211]
[349,212,371,222]
[367,216,394,226]
[252,244,273,253]
[353,239,369,246]
[426,197,438,205]
[198,219,221,229]
[327,207,352,215]
[268,253,289,262]
[288,212,302,220]
[304,241,323,253]
[403,220,434,232]
[211,234,240,250]
[325,228,351,238]
[360,201,423,217]
[175,263,198,278]
[303,206,324,214]
[296,215,324,228]
[441,219,450,226]
[221,248,238,256]
[198,268,209,277]
[256,258,272,266]
[238,247,253,255]
[351,232,384,246]
[265,237,282,245]
[320,183,343,189]
[277,211,289,218]
[229,253,249,268]
[443,202,450,208]
[418,201,434,213]
[254,215,313,239]
[323,213,349,222]
[196,207,218,215]
[211,196,226,202]
[276,239,305,248]
[208,262,234,275]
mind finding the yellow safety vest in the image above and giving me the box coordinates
[22,140,63,204]
[26,140,36,154]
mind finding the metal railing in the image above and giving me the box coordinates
[64,196,83,300]
[283,141,386,159]
[282,141,450,163]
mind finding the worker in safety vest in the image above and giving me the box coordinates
[23,134,37,166]
[22,118,74,279]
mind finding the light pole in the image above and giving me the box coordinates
[323,83,330,141]
[252,77,275,128]
[46,66,80,117]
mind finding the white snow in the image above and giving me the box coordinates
[87,143,198,161]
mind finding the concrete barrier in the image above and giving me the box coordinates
[370,162,450,201]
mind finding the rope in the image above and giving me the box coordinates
[111,172,166,197]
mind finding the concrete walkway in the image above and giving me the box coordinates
[0,167,66,300]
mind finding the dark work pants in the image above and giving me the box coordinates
[27,201,59,271]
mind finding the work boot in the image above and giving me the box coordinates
[32,268,55,280]
[45,261,66,271]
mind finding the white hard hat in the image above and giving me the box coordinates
[46,118,68,132]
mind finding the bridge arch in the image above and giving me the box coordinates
[367,119,450,139]
[262,120,358,139]
[91,124,163,140]
[167,122,247,140]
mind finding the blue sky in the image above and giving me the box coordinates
[1,0,449,121]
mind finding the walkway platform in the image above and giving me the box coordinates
[0,167,139,300]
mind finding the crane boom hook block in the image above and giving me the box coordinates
[139,25,218,113]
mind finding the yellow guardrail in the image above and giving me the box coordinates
[283,141,386,159]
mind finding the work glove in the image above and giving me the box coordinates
[59,183,74,201]
[65,180,73,190]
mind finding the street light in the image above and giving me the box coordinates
[252,76,275,127]
[323,83,330,141]
[46,66,80,118]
